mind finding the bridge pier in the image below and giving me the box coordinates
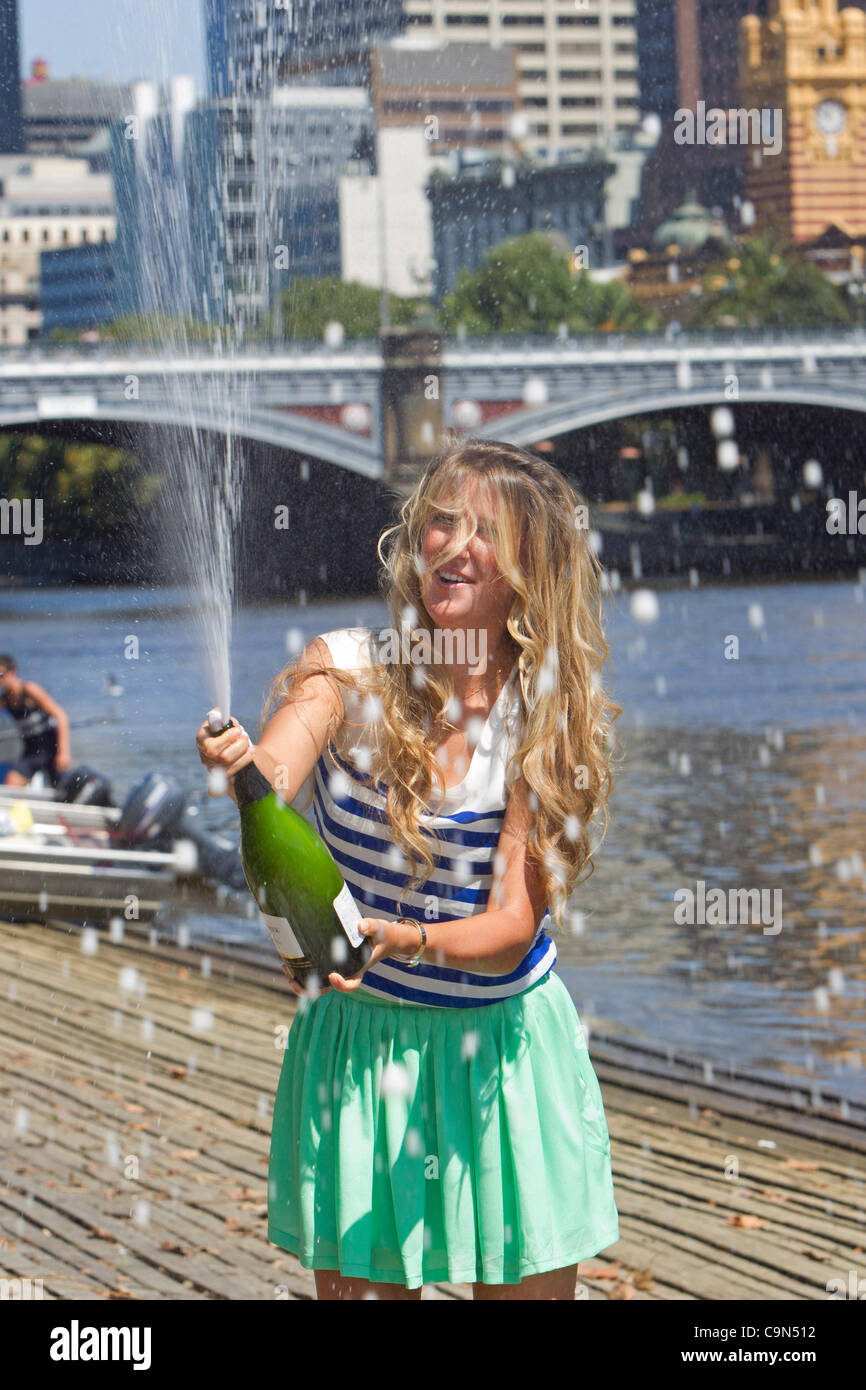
[380,329,444,496]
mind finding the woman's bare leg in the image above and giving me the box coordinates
[314,1270,422,1301]
[473,1264,578,1301]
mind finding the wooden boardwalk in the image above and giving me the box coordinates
[0,917,863,1301]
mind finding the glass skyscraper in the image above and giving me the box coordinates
[0,0,23,154]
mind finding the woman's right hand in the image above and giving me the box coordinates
[195,716,255,796]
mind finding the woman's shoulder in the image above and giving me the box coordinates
[314,626,376,673]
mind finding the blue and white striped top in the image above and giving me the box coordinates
[301,627,556,1008]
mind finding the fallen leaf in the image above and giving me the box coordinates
[785,1159,820,1171]
[633,1269,654,1290]
[169,1149,199,1160]
[727,1214,767,1229]
[169,1066,187,1080]
[610,1281,636,1299]
[159,1241,191,1256]
[123,1104,145,1114]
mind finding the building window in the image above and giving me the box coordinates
[62,228,69,243]
[561,123,599,136]
[406,13,432,23]
[559,70,602,82]
[42,229,50,242]
[523,96,549,108]
[612,15,634,25]
[22,228,29,242]
[502,14,545,26]
[558,15,599,25]
[521,70,547,82]
[82,229,89,243]
[445,13,489,23]
[615,70,636,82]
[561,96,598,108]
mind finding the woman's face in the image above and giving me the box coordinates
[418,485,515,639]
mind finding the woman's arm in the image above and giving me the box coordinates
[197,638,345,805]
[331,777,548,991]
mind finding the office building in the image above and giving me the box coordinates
[0,0,23,154]
[403,0,641,157]
[427,149,613,299]
[0,155,114,343]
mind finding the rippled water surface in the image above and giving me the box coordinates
[1,577,864,1105]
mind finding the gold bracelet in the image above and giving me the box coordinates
[393,918,427,968]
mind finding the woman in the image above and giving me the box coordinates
[197,440,621,1300]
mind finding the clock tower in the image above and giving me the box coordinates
[740,0,866,240]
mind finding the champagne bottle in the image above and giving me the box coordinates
[207,708,372,989]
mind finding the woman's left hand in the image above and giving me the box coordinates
[328,918,421,993]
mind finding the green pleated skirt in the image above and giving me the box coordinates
[267,970,620,1289]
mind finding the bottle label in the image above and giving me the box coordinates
[260,911,307,963]
[333,882,364,948]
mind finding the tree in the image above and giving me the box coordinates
[688,236,852,329]
[439,233,656,335]
[271,277,421,340]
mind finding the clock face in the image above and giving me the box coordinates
[816,100,846,135]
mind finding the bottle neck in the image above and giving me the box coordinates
[233,760,273,807]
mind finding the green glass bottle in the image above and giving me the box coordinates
[207,708,372,990]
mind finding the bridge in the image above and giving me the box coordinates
[1,330,865,478]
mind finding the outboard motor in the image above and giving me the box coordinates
[56,765,114,807]
[118,772,189,847]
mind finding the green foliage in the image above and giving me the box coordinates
[688,236,852,329]
[272,277,422,340]
[440,233,657,335]
[0,433,151,534]
[107,313,222,345]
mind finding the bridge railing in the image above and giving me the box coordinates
[2,326,866,362]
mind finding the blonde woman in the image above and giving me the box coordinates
[197,440,621,1300]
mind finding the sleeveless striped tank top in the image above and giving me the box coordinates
[305,627,557,1008]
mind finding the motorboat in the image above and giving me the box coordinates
[0,764,247,927]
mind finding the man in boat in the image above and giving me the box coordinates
[0,655,71,786]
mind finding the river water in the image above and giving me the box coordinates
[1,577,864,1106]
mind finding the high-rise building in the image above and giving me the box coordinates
[203,0,405,96]
[22,62,132,161]
[741,0,866,241]
[403,0,641,157]
[0,155,114,343]
[0,0,23,154]
[185,88,374,323]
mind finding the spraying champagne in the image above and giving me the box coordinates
[206,707,372,989]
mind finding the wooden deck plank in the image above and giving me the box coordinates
[1,917,863,1302]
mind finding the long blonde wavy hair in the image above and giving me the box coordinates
[262,439,621,929]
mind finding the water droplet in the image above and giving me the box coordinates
[747,603,764,629]
[190,1007,214,1033]
[81,927,99,956]
[630,589,659,624]
[381,1062,413,1099]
